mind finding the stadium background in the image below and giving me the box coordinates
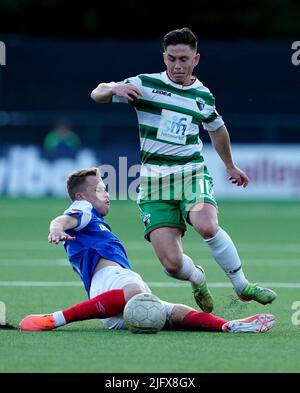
[0,0,300,375]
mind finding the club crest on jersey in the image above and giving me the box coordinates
[196,97,205,111]
[99,224,110,231]
[152,88,171,97]
[143,213,151,227]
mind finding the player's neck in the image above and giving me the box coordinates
[166,71,196,86]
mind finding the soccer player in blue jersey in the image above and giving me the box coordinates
[19,167,275,333]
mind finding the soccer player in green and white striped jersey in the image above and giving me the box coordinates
[90,27,277,312]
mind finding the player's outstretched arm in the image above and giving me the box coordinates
[90,82,142,103]
[48,215,77,244]
[208,125,249,187]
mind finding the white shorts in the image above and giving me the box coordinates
[89,266,151,330]
[89,266,175,330]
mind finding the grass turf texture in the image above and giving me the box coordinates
[0,198,299,372]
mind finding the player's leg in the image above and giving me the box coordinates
[56,282,143,327]
[184,166,277,304]
[189,202,277,304]
[149,226,185,275]
[183,166,249,295]
[163,302,226,331]
[138,198,188,278]
[138,177,215,312]
[89,266,152,330]
[149,227,213,313]
[138,198,213,312]
[19,288,129,331]
[189,202,248,294]
[164,303,276,333]
[19,266,145,331]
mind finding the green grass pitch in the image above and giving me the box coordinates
[0,197,299,373]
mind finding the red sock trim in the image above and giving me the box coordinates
[62,289,126,324]
[182,310,227,332]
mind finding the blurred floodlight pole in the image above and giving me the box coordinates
[0,41,5,65]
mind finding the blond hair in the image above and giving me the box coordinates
[66,167,101,200]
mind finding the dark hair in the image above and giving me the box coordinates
[66,167,100,200]
[163,27,198,51]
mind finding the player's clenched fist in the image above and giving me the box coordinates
[111,83,142,101]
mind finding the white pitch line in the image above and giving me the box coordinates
[0,281,300,288]
[219,210,300,218]
[133,258,300,267]
[0,259,69,266]
[0,258,299,268]
[0,281,82,287]
[149,282,300,289]
[1,240,300,252]
[126,243,300,252]
[0,241,300,255]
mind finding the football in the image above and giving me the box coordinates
[123,293,167,333]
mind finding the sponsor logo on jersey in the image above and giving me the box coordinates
[152,89,171,97]
[157,109,192,145]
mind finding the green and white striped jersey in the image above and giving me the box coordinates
[111,71,224,177]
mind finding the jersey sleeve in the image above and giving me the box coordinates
[64,200,93,231]
[110,76,142,103]
[201,91,225,132]
[202,110,225,131]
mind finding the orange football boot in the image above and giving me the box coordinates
[19,314,55,331]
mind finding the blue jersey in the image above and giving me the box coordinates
[63,200,132,296]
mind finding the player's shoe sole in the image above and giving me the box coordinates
[192,265,214,313]
[222,313,276,333]
[19,314,55,331]
[239,283,277,305]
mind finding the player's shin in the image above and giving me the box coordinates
[163,254,203,285]
[180,311,227,331]
[204,227,248,294]
[19,289,127,331]
[168,305,226,332]
[61,289,126,324]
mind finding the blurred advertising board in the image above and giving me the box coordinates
[0,144,299,199]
